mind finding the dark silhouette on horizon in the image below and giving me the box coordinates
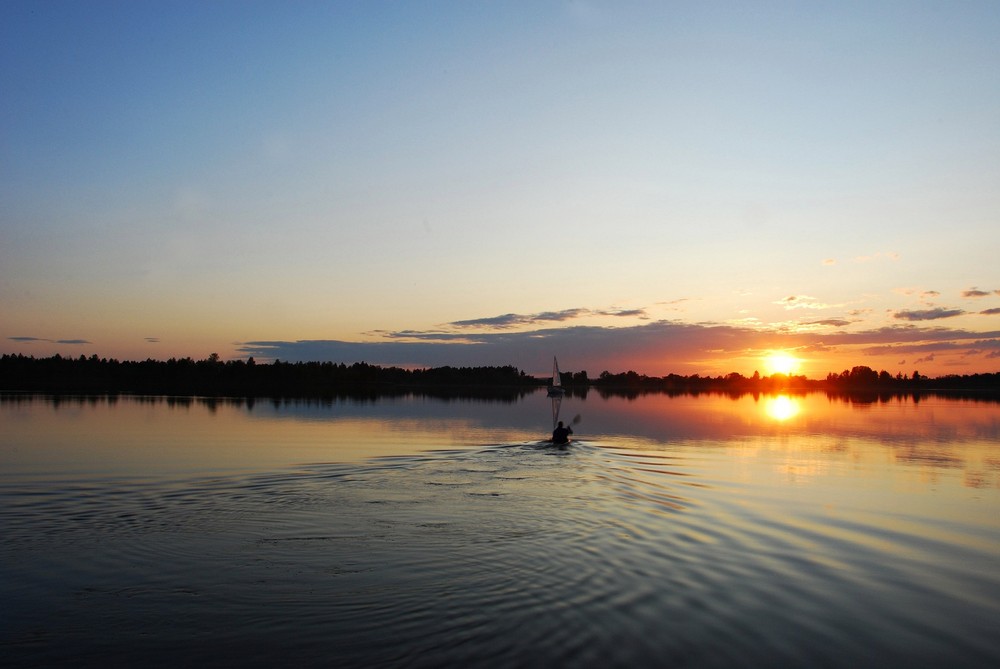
[1,354,998,402]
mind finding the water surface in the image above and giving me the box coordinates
[1,392,998,667]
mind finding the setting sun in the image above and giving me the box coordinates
[764,352,800,376]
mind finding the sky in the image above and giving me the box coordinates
[2,1,999,379]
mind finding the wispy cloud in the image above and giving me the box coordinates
[656,298,691,309]
[448,307,645,329]
[981,308,1000,316]
[601,308,648,319]
[804,319,853,327]
[962,287,1000,298]
[9,336,91,345]
[449,310,586,329]
[776,295,835,310]
[145,337,161,343]
[862,339,1000,356]
[893,308,965,321]
[894,288,940,301]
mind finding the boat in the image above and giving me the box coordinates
[547,356,566,397]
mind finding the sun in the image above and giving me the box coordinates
[764,352,800,376]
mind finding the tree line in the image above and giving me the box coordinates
[584,366,1000,392]
[0,354,538,399]
[2,354,998,398]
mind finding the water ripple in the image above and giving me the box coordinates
[2,438,999,668]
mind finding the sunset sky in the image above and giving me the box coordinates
[3,1,999,379]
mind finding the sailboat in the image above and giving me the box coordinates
[547,356,566,397]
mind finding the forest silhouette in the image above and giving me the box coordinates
[1,353,998,401]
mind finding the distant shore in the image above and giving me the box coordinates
[2,353,998,399]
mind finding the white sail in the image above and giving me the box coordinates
[547,357,565,396]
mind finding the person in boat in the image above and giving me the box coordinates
[552,420,573,445]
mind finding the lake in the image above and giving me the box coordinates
[1,390,998,668]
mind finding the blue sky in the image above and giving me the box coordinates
[2,1,999,377]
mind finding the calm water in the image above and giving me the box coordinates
[1,391,998,668]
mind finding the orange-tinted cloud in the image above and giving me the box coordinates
[804,319,853,327]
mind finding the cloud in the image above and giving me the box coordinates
[238,321,764,372]
[798,343,833,353]
[962,288,1000,298]
[9,336,90,345]
[981,308,1000,316]
[145,337,161,343]
[863,342,961,356]
[656,299,691,312]
[448,307,644,329]
[375,330,483,343]
[894,288,941,300]
[449,310,584,329]
[598,308,647,318]
[237,320,1000,375]
[776,295,835,310]
[893,308,965,321]
[822,258,836,266]
[448,314,521,329]
[804,319,852,327]
[861,338,1000,357]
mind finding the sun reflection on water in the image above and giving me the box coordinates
[765,395,801,422]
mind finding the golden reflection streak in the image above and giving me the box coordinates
[765,395,801,422]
